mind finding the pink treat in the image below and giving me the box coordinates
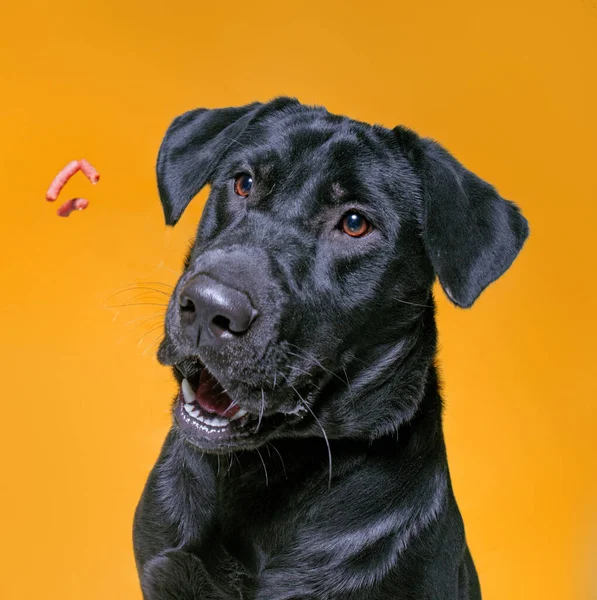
[79,159,100,184]
[46,160,80,202]
[45,159,100,217]
[57,197,89,217]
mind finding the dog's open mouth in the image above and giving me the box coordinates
[171,354,315,449]
[174,364,267,443]
[182,369,250,424]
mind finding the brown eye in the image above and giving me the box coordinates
[341,211,372,237]
[233,173,253,197]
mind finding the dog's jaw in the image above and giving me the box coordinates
[169,357,312,453]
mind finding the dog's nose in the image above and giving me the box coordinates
[178,275,258,346]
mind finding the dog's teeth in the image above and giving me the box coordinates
[204,415,230,427]
[230,408,249,421]
[181,378,196,405]
[183,402,201,420]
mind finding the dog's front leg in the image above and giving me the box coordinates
[140,549,229,600]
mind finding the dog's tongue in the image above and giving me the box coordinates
[195,368,240,418]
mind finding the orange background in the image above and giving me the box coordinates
[1,0,595,598]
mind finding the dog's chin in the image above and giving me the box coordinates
[168,356,309,453]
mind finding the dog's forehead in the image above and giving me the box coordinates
[253,108,384,163]
[229,109,401,201]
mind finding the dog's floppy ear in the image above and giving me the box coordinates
[157,99,305,225]
[157,102,262,225]
[394,126,529,308]
[158,97,300,225]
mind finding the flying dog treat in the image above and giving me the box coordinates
[46,159,100,217]
[55,197,90,217]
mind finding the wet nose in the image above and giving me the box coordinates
[178,275,258,347]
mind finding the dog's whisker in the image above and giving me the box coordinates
[286,363,312,376]
[129,313,165,331]
[268,442,287,479]
[115,279,174,288]
[142,340,163,357]
[225,399,240,412]
[224,136,250,150]
[342,365,353,395]
[232,452,243,475]
[290,383,333,488]
[125,292,167,307]
[139,335,165,354]
[119,311,164,329]
[105,290,170,310]
[105,282,173,306]
[134,280,175,288]
[137,323,162,345]
[264,182,276,198]
[256,448,269,487]
[156,263,180,277]
[109,285,172,298]
[341,364,358,411]
[255,388,265,434]
[285,347,352,390]
[391,295,432,309]
[286,342,375,371]
[105,302,169,309]
[137,323,166,346]
[141,333,165,356]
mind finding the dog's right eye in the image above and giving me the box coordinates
[233,174,253,197]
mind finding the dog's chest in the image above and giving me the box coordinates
[210,467,322,572]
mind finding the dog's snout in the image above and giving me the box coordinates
[179,275,258,346]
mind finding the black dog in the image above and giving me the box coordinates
[133,97,528,599]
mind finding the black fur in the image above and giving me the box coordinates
[133,97,528,599]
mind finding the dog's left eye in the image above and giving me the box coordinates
[340,211,372,238]
[233,173,253,197]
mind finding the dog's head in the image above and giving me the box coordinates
[156,98,528,453]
